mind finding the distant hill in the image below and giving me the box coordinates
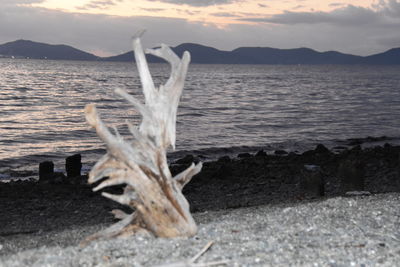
[103,43,244,64]
[230,47,362,64]
[102,43,363,64]
[0,40,98,61]
[0,39,399,64]
[362,48,400,65]
[103,43,400,65]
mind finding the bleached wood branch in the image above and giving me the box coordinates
[154,241,229,267]
[82,32,202,243]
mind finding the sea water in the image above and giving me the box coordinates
[1,59,400,179]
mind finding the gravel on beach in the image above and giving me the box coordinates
[1,193,400,266]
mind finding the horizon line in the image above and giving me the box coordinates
[2,38,399,59]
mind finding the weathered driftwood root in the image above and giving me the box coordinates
[83,32,202,243]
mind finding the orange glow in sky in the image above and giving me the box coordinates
[31,0,378,26]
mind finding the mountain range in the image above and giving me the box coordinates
[1,39,399,65]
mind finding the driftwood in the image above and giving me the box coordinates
[155,241,229,267]
[83,31,202,243]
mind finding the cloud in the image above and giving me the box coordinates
[210,12,240,17]
[4,0,44,4]
[378,34,400,47]
[77,0,120,10]
[241,1,400,28]
[147,0,239,7]
[382,0,400,17]
[175,8,201,16]
[293,5,305,10]
[2,0,44,9]
[329,3,345,7]
[240,4,391,26]
[140,8,166,12]
[234,1,400,54]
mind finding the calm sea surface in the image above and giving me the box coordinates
[1,59,400,179]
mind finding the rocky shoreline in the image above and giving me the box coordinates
[1,139,400,257]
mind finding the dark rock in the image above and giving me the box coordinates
[398,152,400,168]
[304,164,320,172]
[274,150,288,155]
[347,139,363,146]
[368,136,388,142]
[214,164,233,180]
[300,165,325,198]
[288,152,299,158]
[39,161,54,182]
[72,174,88,185]
[255,150,267,157]
[217,156,231,163]
[51,172,67,184]
[66,154,82,178]
[338,159,365,193]
[174,155,195,164]
[301,150,315,158]
[333,146,347,151]
[345,191,371,197]
[315,144,331,154]
[238,153,252,158]
[350,145,362,152]
[347,136,389,146]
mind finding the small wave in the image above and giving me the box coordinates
[0,173,10,180]
[14,86,30,92]
[179,112,205,117]
[3,95,28,100]
[94,78,108,82]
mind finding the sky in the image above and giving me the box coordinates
[0,0,399,57]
